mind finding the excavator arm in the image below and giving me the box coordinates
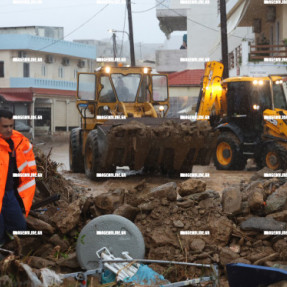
[196,61,224,118]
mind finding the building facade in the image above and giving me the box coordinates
[155,0,253,72]
[0,26,97,137]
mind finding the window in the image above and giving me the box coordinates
[0,61,4,77]
[35,107,51,128]
[152,75,168,102]
[276,21,280,46]
[58,67,64,78]
[41,64,46,77]
[78,73,96,101]
[99,76,116,103]
[23,63,30,78]
[111,74,141,102]
[273,83,287,110]
[138,75,151,103]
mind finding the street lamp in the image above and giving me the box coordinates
[108,29,133,65]
[108,29,129,38]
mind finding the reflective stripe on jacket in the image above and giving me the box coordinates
[0,130,36,217]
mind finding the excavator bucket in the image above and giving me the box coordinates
[85,118,218,179]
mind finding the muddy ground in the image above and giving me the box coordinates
[36,137,256,196]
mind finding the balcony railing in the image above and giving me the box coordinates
[10,77,77,90]
[249,44,287,61]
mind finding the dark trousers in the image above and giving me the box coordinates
[0,189,27,243]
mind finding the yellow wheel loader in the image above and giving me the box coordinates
[197,61,287,170]
[69,66,217,180]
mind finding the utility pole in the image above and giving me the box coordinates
[126,0,136,66]
[112,32,118,67]
[220,0,229,79]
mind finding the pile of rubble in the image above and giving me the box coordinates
[82,168,287,284]
[1,160,287,286]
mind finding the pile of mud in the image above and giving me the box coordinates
[1,164,287,286]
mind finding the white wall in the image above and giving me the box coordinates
[0,49,90,87]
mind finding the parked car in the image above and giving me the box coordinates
[14,121,33,141]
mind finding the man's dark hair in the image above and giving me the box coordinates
[0,109,13,120]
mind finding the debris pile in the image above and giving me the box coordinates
[82,169,287,283]
[33,147,78,203]
[1,163,287,286]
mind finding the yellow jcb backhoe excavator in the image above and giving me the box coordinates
[196,61,287,170]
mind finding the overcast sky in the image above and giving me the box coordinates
[0,0,178,44]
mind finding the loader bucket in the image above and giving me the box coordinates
[86,118,218,178]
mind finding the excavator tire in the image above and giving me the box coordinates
[69,128,85,173]
[261,142,287,170]
[84,130,116,180]
[214,132,246,170]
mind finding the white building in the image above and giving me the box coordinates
[0,26,97,136]
[155,0,253,72]
[226,0,287,77]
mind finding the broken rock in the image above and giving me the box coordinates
[207,216,233,245]
[178,179,206,197]
[113,204,139,221]
[240,217,286,232]
[188,190,220,202]
[94,189,125,212]
[190,239,205,252]
[248,189,264,212]
[222,187,242,215]
[149,182,177,201]
[50,199,83,234]
[173,220,184,228]
[267,210,287,222]
[219,247,240,266]
[265,183,287,214]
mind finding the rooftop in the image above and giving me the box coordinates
[0,87,76,102]
[168,69,204,87]
[0,34,97,59]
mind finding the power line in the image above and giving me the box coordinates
[38,4,109,51]
[132,0,166,13]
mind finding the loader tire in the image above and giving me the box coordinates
[69,128,84,173]
[84,130,101,180]
[214,132,246,170]
[261,142,287,170]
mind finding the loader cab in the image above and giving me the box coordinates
[76,67,170,130]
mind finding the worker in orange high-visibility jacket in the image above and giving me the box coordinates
[0,110,37,246]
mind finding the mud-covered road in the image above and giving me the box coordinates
[38,139,257,196]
